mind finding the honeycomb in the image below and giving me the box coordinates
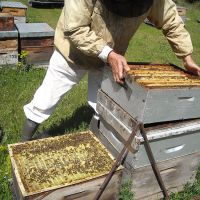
[127,64,200,88]
[9,132,115,194]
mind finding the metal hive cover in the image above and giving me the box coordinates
[0,27,18,38]
[0,1,27,9]
[8,131,116,196]
[15,23,54,38]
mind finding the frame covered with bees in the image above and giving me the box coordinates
[9,131,123,200]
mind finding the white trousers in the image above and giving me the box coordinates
[24,50,104,123]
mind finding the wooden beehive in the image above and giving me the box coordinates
[0,29,18,65]
[9,131,123,200]
[101,63,200,124]
[16,23,54,66]
[177,6,187,16]
[0,13,14,31]
[1,1,27,23]
[176,6,187,23]
[94,92,200,199]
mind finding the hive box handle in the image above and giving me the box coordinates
[178,96,195,102]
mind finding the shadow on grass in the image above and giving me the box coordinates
[35,105,95,139]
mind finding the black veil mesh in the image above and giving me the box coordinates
[101,0,153,17]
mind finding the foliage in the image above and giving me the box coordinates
[0,68,90,199]
[168,166,200,200]
[0,0,200,199]
[0,146,12,200]
[119,180,135,200]
[17,50,31,72]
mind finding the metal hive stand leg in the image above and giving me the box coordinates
[140,123,169,200]
[94,122,170,200]
[93,122,140,200]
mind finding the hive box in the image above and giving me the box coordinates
[0,13,14,31]
[94,92,200,199]
[101,63,200,124]
[1,1,27,23]
[0,28,18,65]
[176,6,187,23]
[16,23,54,66]
[9,131,123,200]
[96,119,200,200]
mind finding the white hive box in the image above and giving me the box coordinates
[95,89,200,200]
[101,63,200,124]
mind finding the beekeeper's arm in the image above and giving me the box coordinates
[148,0,200,76]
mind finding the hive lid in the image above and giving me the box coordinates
[0,1,27,9]
[0,27,18,38]
[15,23,54,38]
[8,131,121,196]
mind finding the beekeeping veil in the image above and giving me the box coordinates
[101,0,153,17]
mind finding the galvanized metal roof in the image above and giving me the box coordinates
[0,28,18,38]
[1,1,27,9]
[16,23,54,38]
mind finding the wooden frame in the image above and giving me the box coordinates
[9,131,123,200]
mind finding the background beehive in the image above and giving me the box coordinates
[0,29,18,65]
[0,13,14,31]
[16,23,54,66]
[1,1,27,23]
[9,131,122,199]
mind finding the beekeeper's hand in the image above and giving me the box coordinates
[108,51,130,84]
[183,55,200,76]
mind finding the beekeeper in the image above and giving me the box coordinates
[21,0,200,141]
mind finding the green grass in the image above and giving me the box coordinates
[0,0,200,199]
[126,0,200,66]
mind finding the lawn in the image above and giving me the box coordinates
[0,0,200,199]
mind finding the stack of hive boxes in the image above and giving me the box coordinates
[16,23,54,66]
[0,1,27,23]
[0,1,54,66]
[0,12,18,65]
[95,63,200,199]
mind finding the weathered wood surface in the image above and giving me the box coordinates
[97,89,138,140]
[98,90,200,141]
[91,116,200,200]
[132,152,200,200]
[16,23,55,65]
[14,16,26,24]
[0,39,18,52]
[0,51,18,65]
[21,46,53,65]
[21,37,54,47]
[101,65,200,124]
[94,121,136,169]
[0,13,14,31]
[2,8,26,17]
[12,170,122,200]
[97,113,200,168]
